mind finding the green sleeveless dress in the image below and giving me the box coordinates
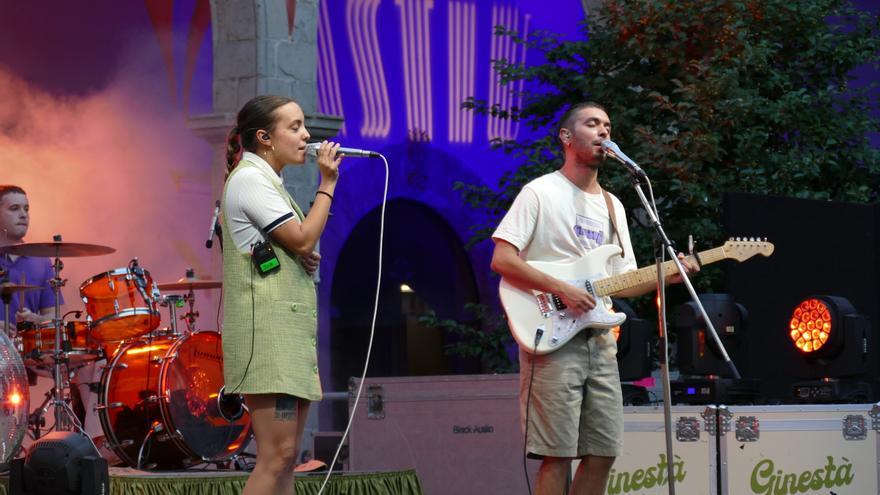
[220,160,322,401]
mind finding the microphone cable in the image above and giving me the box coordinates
[522,330,543,495]
[316,153,389,495]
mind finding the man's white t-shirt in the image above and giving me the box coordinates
[224,152,301,253]
[493,170,638,276]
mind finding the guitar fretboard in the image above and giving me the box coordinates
[592,246,727,296]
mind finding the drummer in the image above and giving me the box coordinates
[0,185,112,454]
[0,185,57,330]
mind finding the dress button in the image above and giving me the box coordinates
[291,303,298,312]
[312,309,317,318]
[312,365,319,374]
[311,337,317,347]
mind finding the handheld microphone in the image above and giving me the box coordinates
[600,140,648,179]
[305,142,380,158]
[206,200,221,249]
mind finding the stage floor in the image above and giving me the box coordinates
[1,467,423,494]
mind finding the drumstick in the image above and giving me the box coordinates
[18,273,25,313]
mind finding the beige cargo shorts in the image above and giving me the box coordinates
[519,328,624,458]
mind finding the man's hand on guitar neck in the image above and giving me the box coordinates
[666,252,700,285]
[615,252,700,297]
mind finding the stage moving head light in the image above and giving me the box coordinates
[788,295,869,378]
[611,298,652,382]
[10,431,109,495]
[673,293,747,378]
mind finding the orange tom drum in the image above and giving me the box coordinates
[80,268,161,341]
[97,331,251,469]
[17,321,101,368]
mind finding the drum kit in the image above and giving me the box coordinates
[0,240,252,471]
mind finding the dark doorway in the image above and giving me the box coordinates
[329,198,481,393]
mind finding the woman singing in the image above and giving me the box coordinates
[221,95,341,494]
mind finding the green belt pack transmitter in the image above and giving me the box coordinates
[252,240,280,274]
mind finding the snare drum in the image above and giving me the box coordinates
[97,331,251,469]
[18,321,101,367]
[80,268,161,341]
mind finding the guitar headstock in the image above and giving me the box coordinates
[723,237,775,261]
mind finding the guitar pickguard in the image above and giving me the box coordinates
[530,276,627,350]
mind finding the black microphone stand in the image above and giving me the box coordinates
[612,160,741,495]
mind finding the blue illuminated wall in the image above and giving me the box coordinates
[311,0,587,386]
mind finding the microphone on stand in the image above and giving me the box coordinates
[305,142,380,158]
[130,258,151,303]
[206,200,221,249]
[600,140,648,179]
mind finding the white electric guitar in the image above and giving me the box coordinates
[499,238,775,354]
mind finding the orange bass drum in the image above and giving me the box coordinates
[97,331,251,469]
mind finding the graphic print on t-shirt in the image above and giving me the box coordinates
[573,214,605,249]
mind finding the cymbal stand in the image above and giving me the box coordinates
[181,289,199,334]
[44,255,79,432]
[162,294,184,336]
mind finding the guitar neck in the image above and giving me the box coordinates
[593,246,728,297]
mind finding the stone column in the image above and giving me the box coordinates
[581,0,606,19]
[189,0,343,279]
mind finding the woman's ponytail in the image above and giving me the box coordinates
[225,126,242,180]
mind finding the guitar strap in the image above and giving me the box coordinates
[601,188,625,259]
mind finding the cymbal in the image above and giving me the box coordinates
[157,280,222,291]
[0,242,116,258]
[0,284,40,298]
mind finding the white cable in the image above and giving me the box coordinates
[316,154,389,494]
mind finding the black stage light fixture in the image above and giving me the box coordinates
[673,293,747,378]
[611,298,652,382]
[10,431,109,495]
[787,295,868,375]
[787,295,870,402]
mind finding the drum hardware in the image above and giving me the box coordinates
[93,402,124,411]
[136,422,167,470]
[156,277,222,335]
[158,294,185,336]
[155,280,223,291]
[26,374,82,438]
[1,239,116,437]
[217,386,246,422]
[105,439,134,449]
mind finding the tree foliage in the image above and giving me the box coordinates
[418,303,518,373]
[460,0,880,295]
